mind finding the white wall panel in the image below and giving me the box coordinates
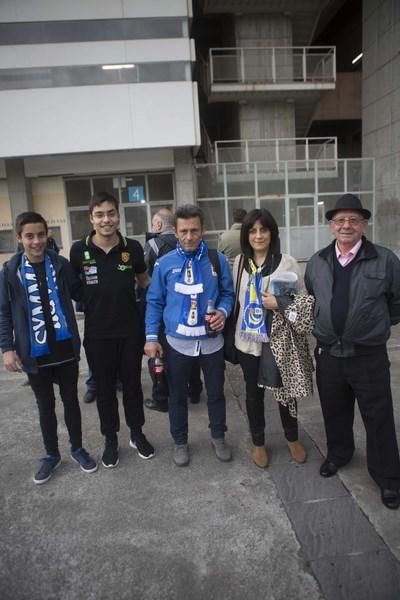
[0,39,193,69]
[24,149,174,177]
[0,0,191,21]
[0,82,199,157]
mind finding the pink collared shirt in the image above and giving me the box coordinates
[335,239,362,267]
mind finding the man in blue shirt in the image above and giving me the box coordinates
[145,204,234,466]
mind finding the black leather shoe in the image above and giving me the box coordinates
[145,398,168,413]
[381,488,400,510]
[189,394,201,404]
[83,390,96,404]
[319,460,338,478]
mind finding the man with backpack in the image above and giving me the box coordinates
[143,208,203,412]
[145,205,234,466]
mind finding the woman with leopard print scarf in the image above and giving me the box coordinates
[232,208,313,469]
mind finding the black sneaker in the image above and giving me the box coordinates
[83,390,96,404]
[71,447,98,473]
[129,433,155,460]
[189,393,201,404]
[102,438,119,468]
[33,454,61,485]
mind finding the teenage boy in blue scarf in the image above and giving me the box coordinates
[145,204,234,466]
[0,212,97,484]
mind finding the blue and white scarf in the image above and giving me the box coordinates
[175,240,207,336]
[240,258,269,342]
[20,253,72,357]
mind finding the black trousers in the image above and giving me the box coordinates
[237,350,298,446]
[28,360,82,454]
[84,336,145,439]
[315,345,400,490]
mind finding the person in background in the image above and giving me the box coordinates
[233,208,310,469]
[305,193,400,510]
[46,228,60,254]
[143,207,203,412]
[0,211,97,484]
[70,192,154,469]
[145,204,234,466]
[218,208,247,268]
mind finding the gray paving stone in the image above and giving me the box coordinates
[287,496,386,561]
[310,549,400,600]
[270,459,349,505]
[263,431,322,466]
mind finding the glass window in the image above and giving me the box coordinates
[121,176,146,205]
[0,61,187,91]
[65,179,91,207]
[148,174,174,202]
[0,18,185,45]
[70,209,92,241]
[48,225,62,248]
[0,230,14,253]
[124,206,148,237]
[92,177,119,198]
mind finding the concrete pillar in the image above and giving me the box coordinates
[234,14,296,156]
[174,148,196,206]
[5,159,32,225]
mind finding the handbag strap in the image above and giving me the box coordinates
[232,254,245,321]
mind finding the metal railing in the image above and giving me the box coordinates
[208,46,336,87]
[213,137,337,167]
[195,157,375,259]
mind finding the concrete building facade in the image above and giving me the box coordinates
[362,0,400,254]
[0,0,397,261]
[0,0,199,259]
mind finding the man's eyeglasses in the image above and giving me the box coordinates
[331,217,366,226]
[92,210,118,220]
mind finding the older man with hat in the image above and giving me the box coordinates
[305,193,400,509]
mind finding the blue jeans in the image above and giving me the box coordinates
[86,368,96,392]
[165,341,226,444]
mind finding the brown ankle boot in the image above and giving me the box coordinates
[251,445,268,468]
[287,441,307,463]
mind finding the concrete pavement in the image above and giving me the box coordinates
[1,318,400,599]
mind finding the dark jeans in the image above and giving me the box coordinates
[28,360,82,454]
[86,368,96,392]
[237,350,298,446]
[315,345,400,490]
[148,358,203,405]
[84,336,145,439]
[165,342,226,444]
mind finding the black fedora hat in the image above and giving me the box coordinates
[325,193,371,221]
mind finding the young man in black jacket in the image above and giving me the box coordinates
[70,192,154,468]
[0,212,97,484]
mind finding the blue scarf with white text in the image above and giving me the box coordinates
[21,253,72,357]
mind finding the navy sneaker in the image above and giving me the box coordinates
[102,438,119,468]
[129,433,155,459]
[71,447,98,473]
[33,454,61,485]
